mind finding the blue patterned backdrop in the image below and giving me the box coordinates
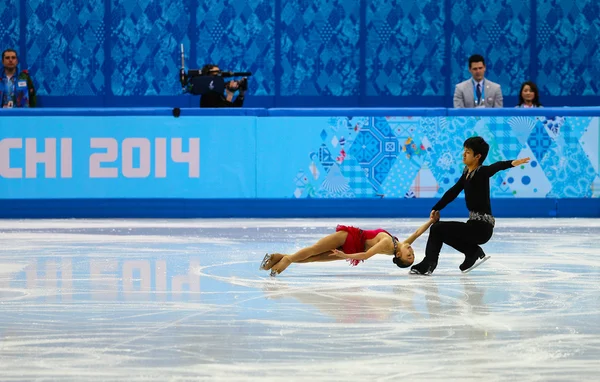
[449,0,531,96]
[111,0,189,96]
[366,0,445,96]
[27,0,105,97]
[271,115,600,199]
[536,0,600,96]
[0,1,19,55]
[197,0,275,96]
[2,0,599,106]
[280,0,360,96]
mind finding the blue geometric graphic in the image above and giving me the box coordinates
[347,117,399,187]
[527,120,554,163]
[26,0,105,96]
[487,118,523,159]
[0,1,19,59]
[537,0,600,96]
[366,0,445,96]
[196,0,275,96]
[340,155,377,197]
[280,0,360,96]
[9,0,600,104]
[297,115,600,199]
[450,0,532,97]
[111,0,190,96]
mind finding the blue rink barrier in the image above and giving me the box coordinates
[1,107,599,218]
[0,198,598,218]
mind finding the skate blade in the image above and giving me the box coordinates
[409,269,432,276]
[270,269,278,277]
[461,255,491,274]
[259,253,272,270]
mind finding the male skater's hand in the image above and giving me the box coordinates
[430,210,440,222]
[511,157,531,167]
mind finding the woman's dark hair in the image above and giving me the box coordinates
[518,81,542,107]
[393,256,411,268]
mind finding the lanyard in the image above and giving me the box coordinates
[472,79,485,106]
[2,75,16,95]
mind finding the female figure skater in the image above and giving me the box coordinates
[260,214,439,276]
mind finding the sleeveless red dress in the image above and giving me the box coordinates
[335,225,394,266]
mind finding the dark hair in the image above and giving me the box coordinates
[2,49,18,60]
[468,54,485,68]
[388,234,411,268]
[463,136,489,165]
[201,64,219,76]
[518,81,542,107]
[393,256,412,268]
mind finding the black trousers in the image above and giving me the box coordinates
[424,220,494,266]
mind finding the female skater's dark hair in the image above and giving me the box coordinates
[390,234,411,268]
[464,136,489,165]
[393,256,411,268]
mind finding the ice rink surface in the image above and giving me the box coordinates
[1,218,599,381]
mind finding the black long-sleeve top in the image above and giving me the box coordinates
[432,160,514,215]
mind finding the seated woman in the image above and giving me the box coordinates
[260,214,439,276]
[516,81,542,108]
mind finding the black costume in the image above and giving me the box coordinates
[411,160,514,275]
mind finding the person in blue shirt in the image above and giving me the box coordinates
[1,49,37,108]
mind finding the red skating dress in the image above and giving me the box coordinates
[335,225,394,266]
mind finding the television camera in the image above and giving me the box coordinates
[179,44,252,95]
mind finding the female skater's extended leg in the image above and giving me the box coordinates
[270,231,347,275]
[296,251,344,263]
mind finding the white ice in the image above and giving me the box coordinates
[1,218,599,381]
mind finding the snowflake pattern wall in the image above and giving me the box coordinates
[291,116,599,199]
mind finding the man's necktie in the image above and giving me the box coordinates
[476,83,482,105]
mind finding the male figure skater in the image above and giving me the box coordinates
[410,136,530,275]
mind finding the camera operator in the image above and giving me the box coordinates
[199,64,246,108]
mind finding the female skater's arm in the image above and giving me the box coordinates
[404,215,439,245]
[331,240,390,261]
